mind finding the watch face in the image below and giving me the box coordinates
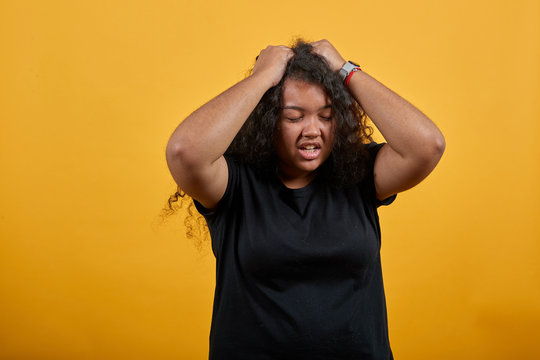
[340,61,361,80]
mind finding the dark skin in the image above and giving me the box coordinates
[166,40,445,209]
[274,78,335,189]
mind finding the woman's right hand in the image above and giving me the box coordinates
[252,45,294,87]
[166,45,293,210]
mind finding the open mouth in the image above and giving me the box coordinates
[298,143,321,160]
[300,144,319,153]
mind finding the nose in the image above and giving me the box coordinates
[302,116,322,138]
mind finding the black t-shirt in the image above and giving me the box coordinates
[194,142,396,360]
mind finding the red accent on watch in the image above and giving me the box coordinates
[345,67,362,87]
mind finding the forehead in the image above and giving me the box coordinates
[281,78,331,109]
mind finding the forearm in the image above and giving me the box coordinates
[166,72,273,167]
[348,71,445,160]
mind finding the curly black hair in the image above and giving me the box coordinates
[226,39,373,186]
[164,39,374,242]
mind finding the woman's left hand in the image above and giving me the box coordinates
[311,39,346,72]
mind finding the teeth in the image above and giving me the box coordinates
[305,145,315,149]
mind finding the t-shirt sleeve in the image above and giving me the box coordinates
[192,155,239,222]
[365,142,397,208]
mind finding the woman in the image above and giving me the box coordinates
[166,39,445,359]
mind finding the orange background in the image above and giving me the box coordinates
[1,0,539,359]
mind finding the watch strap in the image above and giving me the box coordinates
[339,61,361,80]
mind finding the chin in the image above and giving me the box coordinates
[298,159,324,172]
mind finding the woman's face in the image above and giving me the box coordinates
[274,78,335,187]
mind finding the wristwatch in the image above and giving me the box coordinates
[339,61,361,81]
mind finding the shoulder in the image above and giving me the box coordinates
[365,141,385,159]
[362,142,397,207]
[193,156,274,218]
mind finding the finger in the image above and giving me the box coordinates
[311,42,322,52]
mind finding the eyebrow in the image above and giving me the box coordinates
[281,105,332,111]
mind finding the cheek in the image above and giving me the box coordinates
[274,128,294,156]
[278,126,298,145]
[326,124,336,143]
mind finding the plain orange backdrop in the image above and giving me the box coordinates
[1,0,539,359]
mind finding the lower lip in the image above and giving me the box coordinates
[298,148,321,160]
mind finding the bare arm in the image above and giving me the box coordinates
[312,39,445,201]
[165,46,293,209]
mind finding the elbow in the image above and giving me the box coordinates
[166,136,192,169]
[433,131,446,158]
[419,129,445,166]
[165,137,201,189]
[166,139,180,164]
[166,135,211,172]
